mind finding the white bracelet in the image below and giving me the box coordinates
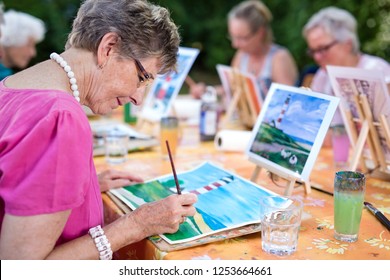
[88,225,113,260]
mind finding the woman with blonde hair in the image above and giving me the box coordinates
[191,0,298,100]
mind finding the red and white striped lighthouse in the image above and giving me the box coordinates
[275,94,291,129]
[182,175,234,195]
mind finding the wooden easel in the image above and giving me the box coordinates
[346,94,390,175]
[249,162,311,196]
[222,69,259,129]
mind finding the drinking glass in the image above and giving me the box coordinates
[331,125,350,170]
[105,129,128,164]
[160,117,179,159]
[260,196,303,256]
[334,171,366,242]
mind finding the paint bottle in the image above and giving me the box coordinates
[200,86,220,141]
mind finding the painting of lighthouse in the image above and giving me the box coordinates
[110,161,286,244]
[246,83,339,182]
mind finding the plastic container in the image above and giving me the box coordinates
[200,86,220,141]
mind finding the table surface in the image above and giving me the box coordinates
[94,112,390,260]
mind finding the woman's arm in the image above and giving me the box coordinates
[272,49,298,86]
[0,193,197,259]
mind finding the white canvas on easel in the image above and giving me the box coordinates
[137,47,199,128]
[246,83,340,196]
[216,64,262,128]
[327,65,390,175]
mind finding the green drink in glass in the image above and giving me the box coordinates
[334,171,365,242]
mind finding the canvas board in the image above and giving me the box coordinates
[140,47,199,122]
[327,65,390,164]
[110,161,290,245]
[216,64,262,126]
[246,83,339,182]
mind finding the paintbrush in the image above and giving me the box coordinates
[166,140,181,195]
[364,201,390,231]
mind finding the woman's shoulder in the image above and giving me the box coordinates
[271,44,294,58]
[360,53,390,82]
[1,86,89,133]
[360,53,390,70]
[231,51,244,68]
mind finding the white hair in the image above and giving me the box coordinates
[302,6,360,54]
[0,10,45,47]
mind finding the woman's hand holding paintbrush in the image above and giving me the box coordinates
[165,140,198,225]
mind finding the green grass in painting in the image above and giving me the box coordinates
[251,123,311,173]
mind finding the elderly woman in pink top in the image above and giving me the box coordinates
[0,0,197,260]
[303,6,390,128]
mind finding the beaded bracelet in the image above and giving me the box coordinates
[88,225,113,260]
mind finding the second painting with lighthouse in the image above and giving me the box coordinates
[247,83,339,182]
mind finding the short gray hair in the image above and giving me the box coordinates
[0,10,45,47]
[228,0,273,43]
[302,6,360,54]
[66,0,180,74]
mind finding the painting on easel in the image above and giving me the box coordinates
[327,66,390,169]
[246,83,339,183]
[216,64,262,128]
[139,47,199,122]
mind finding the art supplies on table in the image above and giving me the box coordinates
[327,66,390,175]
[246,83,340,195]
[214,129,252,152]
[216,64,262,129]
[110,161,289,247]
[90,119,158,156]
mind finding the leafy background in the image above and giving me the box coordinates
[3,0,389,86]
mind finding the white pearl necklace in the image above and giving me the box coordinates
[50,52,80,103]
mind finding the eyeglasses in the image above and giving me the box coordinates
[134,59,154,88]
[306,40,338,57]
[227,32,256,42]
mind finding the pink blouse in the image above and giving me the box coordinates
[0,82,103,245]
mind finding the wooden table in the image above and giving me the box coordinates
[94,117,390,260]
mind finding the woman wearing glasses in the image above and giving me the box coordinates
[303,6,390,128]
[191,0,298,100]
[0,0,197,259]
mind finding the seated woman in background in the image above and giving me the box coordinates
[0,10,46,80]
[190,0,298,100]
[302,6,390,152]
[302,6,390,128]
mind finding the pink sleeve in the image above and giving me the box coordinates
[1,109,93,216]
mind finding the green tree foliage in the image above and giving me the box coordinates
[158,0,389,75]
[3,0,389,79]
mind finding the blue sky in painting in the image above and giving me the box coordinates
[163,162,282,228]
[263,89,330,143]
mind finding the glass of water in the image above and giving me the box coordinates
[259,196,303,256]
[105,129,128,164]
